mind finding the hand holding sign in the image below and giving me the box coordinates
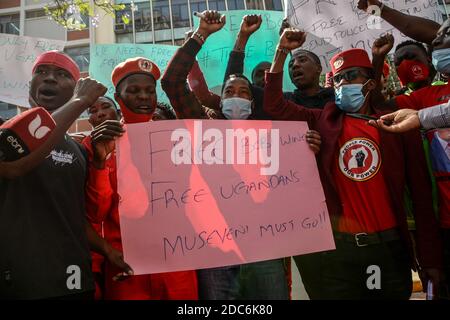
[240,14,263,37]
[306,130,322,155]
[196,10,226,40]
[279,28,307,51]
[91,119,125,169]
[372,33,394,58]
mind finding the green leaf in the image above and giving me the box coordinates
[122,15,130,25]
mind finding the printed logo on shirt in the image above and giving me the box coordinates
[338,138,381,182]
[49,149,76,166]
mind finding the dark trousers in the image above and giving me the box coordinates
[197,258,289,300]
[441,228,450,299]
[294,239,412,300]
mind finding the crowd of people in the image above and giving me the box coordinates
[0,0,449,300]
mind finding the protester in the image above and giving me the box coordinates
[264,28,443,299]
[371,18,450,298]
[394,41,436,94]
[80,96,121,300]
[226,15,333,111]
[162,10,322,300]
[0,51,130,299]
[251,61,271,88]
[85,57,198,300]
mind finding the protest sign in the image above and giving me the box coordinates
[284,0,443,71]
[89,44,179,104]
[194,10,296,93]
[116,119,334,274]
[0,34,65,107]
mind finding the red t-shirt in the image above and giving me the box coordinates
[333,116,398,233]
[395,82,450,110]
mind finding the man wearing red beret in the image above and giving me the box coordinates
[0,50,134,299]
[264,29,443,299]
[84,57,198,300]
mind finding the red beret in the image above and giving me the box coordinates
[32,50,80,81]
[330,49,373,75]
[111,57,161,88]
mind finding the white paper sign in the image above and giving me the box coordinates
[0,34,65,107]
[284,0,443,71]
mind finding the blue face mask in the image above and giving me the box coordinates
[432,48,450,74]
[221,97,252,119]
[334,84,367,113]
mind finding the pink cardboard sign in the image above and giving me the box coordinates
[116,120,335,275]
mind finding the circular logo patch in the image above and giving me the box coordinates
[333,57,344,70]
[338,138,381,182]
[412,64,424,76]
[138,59,153,72]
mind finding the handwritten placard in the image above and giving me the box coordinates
[89,44,179,104]
[0,34,65,107]
[284,0,443,71]
[194,10,296,93]
[117,119,334,274]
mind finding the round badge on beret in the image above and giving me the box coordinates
[333,57,344,70]
[138,59,153,72]
[412,64,424,76]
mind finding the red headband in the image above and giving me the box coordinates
[32,50,80,81]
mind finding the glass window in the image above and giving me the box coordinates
[227,0,245,10]
[265,0,283,10]
[246,0,264,9]
[190,0,207,16]
[209,0,226,11]
[65,46,90,72]
[153,0,171,30]
[0,14,20,35]
[25,10,46,19]
[172,0,190,28]
[115,2,152,33]
[156,40,173,45]
[27,9,89,29]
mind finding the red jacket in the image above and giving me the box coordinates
[264,71,443,269]
[83,136,121,251]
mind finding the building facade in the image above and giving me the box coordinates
[0,0,283,123]
[114,0,283,45]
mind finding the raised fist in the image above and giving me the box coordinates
[279,28,307,51]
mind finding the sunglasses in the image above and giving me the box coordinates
[333,69,368,84]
